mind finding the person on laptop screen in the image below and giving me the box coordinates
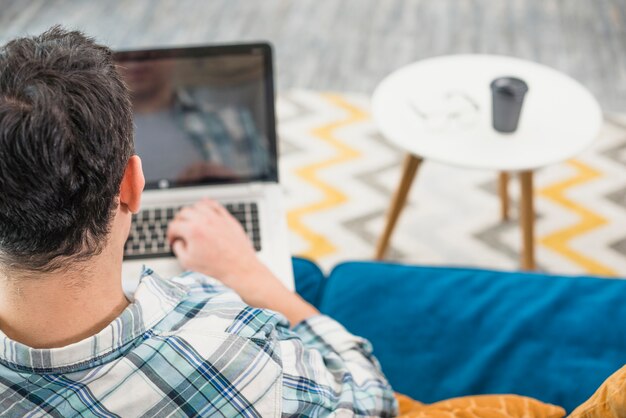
[0,27,396,417]
[117,54,270,187]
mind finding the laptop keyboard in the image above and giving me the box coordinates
[124,202,261,260]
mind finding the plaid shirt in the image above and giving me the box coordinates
[0,270,397,417]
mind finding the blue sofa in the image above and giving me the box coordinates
[292,258,626,413]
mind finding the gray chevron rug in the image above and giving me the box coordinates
[277,90,626,276]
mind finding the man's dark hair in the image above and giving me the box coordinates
[0,26,133,273]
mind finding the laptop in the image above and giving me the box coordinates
[114,43,294,292]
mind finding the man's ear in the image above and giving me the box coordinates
[119,155,145,214]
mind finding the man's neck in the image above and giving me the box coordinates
[0,246,129,349]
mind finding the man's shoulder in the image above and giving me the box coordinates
[152,271,289,342]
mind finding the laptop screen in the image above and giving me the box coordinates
[114,44,277,190]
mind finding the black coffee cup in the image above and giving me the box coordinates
[490,77,529,133]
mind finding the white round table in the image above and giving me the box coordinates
[372,54,602,270]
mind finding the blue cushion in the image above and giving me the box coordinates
[320,261,626,412]
[292,257,326,308]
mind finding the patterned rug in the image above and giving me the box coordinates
[277,90,626,276]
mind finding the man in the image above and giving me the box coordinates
[0,27,397,417]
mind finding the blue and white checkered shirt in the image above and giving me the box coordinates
[0,270,397,417]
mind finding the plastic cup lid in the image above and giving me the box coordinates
[490,77,529,97]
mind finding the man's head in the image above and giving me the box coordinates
[0,26,140,274]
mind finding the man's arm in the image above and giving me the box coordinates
[166,199,397,415]
[277,315,397,416]
[165,198,318,325]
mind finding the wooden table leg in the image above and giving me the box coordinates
[499,172,509,221]
[519,171,535,270]
[375,154,423,260]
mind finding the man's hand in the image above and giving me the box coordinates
[166,198,257,281]
[166,199,318,324]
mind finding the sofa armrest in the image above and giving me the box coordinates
[292,257,326,308]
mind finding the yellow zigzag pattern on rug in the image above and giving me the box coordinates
[287,94,366,259]
[538,159,616,276]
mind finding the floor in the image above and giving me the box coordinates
[278,91,626,274]
[1,0,625,111]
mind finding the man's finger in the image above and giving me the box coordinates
[171,239,186,257]
[213,201,230,217]
[196,199,222,218]
[167,219,194,244]
[201,198,236,221]
[204,198,223,212]
[171,239,190,269]
[174,206,199,222]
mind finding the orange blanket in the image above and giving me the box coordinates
[395,393,565,418]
